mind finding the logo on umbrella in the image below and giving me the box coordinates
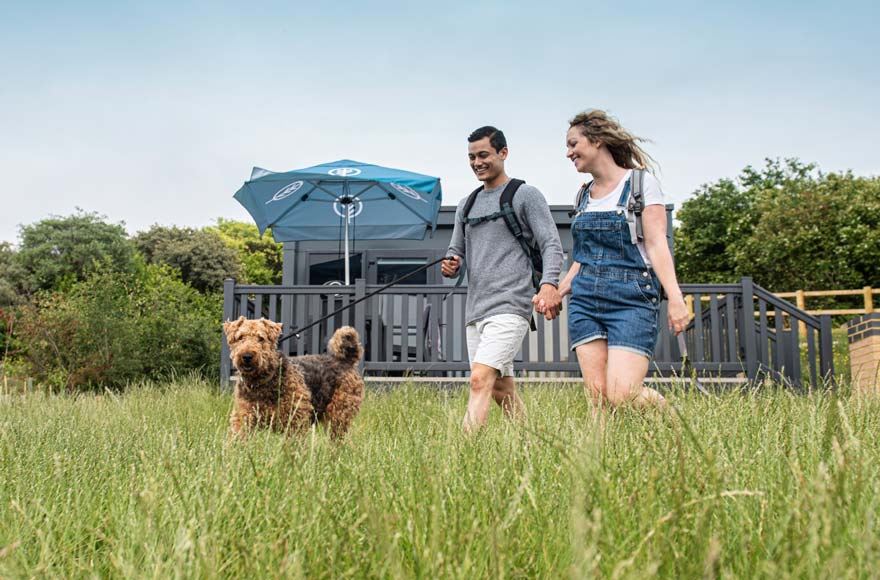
[333,197,364,222]
[328,167,362,177]
[266,180,304,204]
[390,182,428,203]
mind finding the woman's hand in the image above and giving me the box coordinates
[558,281,571,298]
[667,294,690,335]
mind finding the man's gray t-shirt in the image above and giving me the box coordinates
[447,181,563,325]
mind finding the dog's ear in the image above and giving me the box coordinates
[223,316,246,341]
[262,319,283,344]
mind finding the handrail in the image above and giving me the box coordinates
[220,277,834,390]
[753,286,822,328]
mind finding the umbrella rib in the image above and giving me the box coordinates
[265,182,336,228]
[377,182,433,225]
[258,177,435,234]
[309,182,343,200]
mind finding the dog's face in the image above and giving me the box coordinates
[223,317,283,378]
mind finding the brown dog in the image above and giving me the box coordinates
[223,317,364,438]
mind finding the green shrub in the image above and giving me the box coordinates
[133,225,240,293]
[206,218,282,285]
[14,265,221,391]
[15,210,138,294]
[674,159,880,291]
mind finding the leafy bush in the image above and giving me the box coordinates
[14,265,221,391]
[134,225,240,293]
[0,242,24,308]
[15,210,138,294]
[674,159,880,291]
[206,218,282,285]
[734,171,880,291]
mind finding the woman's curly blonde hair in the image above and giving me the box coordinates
[569,110,656,172]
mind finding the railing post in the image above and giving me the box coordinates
[354,278,367,373]
[280,244,297,349]
[221,278,236,391]
[865,286,874,314]
[819,314,835,386]
[741,277,758,381]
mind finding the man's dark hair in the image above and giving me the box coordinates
[468,126,507,152]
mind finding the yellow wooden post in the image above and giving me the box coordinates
[796,289,807,335]
[865,286,874,314]
[685,295,694,318]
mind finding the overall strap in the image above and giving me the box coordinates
[615,177,632,207]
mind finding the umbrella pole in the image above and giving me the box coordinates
[344,206,350,285]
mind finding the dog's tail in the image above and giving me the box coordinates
[328,326,363,366]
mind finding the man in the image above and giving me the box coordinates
[442,126,563,432]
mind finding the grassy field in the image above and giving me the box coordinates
[1,379,879,579]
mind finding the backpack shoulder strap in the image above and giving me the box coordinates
[461,185,483,221]
[499,178,525,207]
[626,169,646,243]
[498,178,526,236]
[568,181,593,217]
[629,169,645,211]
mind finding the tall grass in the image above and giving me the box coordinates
[1,379,879,578]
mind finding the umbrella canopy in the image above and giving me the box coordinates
[233,159,443,243]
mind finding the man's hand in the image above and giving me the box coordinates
[441,255,461,278]
[532,284,562,320]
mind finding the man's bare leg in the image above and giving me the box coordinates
[462,362,500,433]
[491,375,526,420]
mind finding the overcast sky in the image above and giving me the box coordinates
[1,0,877,245]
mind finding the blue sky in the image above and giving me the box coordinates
[1,0,877,244]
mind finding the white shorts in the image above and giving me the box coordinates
[466,314,530,377]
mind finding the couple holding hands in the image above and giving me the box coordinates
[440,110,690,432]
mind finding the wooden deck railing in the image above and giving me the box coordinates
[222,277,835,390]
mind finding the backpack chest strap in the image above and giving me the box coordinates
[462,205,516,227]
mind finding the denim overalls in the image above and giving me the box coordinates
[567,179,661,358]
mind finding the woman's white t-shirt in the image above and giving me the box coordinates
[581,169,664,267]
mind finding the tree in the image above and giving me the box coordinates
[0,242,24,307]
[133,225,240,293]
[674,158,880,291]
[734,171,880,291]
[206,219,283,285]
[15,210,138,293]
[673,178,756,283]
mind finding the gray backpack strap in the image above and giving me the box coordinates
[567,181,593,218]
[625,169,646,244]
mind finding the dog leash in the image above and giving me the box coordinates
[677,333,710,395]
[277,255,457,345]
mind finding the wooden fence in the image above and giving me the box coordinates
[775,287,876,317]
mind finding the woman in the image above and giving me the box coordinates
[550,110,689,408]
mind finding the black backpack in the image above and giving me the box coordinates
[461,178,544,291]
